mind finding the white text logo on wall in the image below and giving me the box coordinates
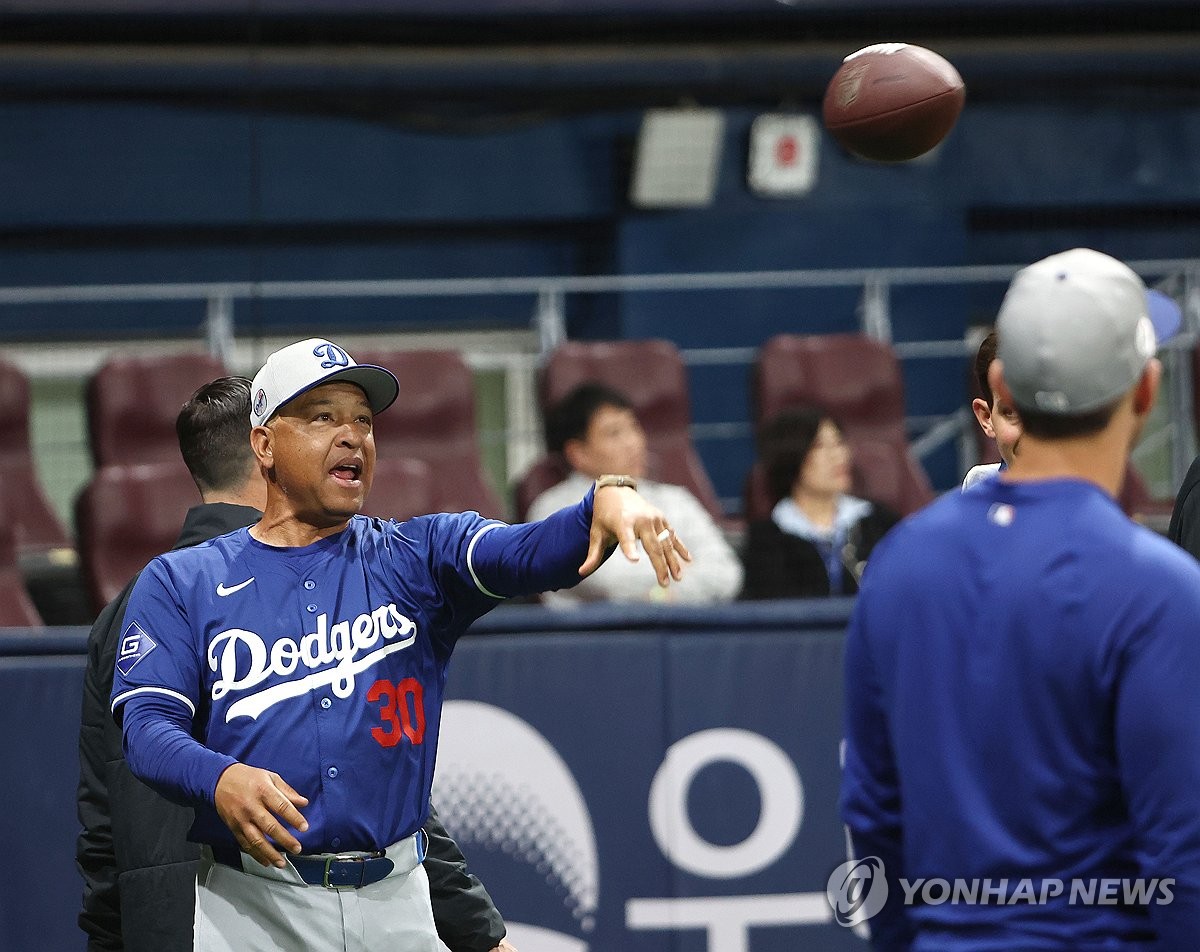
[435,705,834,952]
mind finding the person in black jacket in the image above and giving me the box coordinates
[740,406,898,599]
[77,375,513,952]
[1168,457,1200,559]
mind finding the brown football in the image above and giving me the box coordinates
[822,43,965,162]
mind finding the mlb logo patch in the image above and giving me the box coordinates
[116,621,157,677]
[988,503,1016,527]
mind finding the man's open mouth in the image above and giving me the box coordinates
[330,462,362,483]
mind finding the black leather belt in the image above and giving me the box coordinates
[210,835,426,889]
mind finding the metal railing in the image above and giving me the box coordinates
[3,258,1199,511]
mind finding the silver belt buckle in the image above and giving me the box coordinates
[321,849,386,889]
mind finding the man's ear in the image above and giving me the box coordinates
[1133,358,1162,417]
[971,397,996,439]
[249,425,275,469]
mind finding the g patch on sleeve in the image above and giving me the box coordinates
[116,621,158,677]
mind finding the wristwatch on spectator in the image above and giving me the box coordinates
[595,474,639,492]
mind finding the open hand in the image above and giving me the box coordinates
[580,484,691,587]
[214,762,310,868]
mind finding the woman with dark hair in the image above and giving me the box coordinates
[739,407,899,599]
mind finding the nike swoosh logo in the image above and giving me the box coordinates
[216,578,255,597]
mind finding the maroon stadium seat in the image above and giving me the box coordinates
[532,339,724,521]
[512,453,572,523]
[75,460,199,614]
[0,357,71,553]
[360,457,436,524]
[0,515,44,627]
[355,350,505,519]
[87,352,228,468]
[1118,463,1175,525]
[747,333,934,519]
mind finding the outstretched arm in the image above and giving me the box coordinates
[466,484,690,601]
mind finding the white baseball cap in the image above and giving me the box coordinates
[249,338,399,427]
[996,248,1181,415]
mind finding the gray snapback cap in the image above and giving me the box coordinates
[996,248,1179,415]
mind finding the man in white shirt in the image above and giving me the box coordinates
[527,383,742,606]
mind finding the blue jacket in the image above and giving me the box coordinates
[843,478,1200,951]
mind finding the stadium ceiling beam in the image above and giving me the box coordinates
[0,35,1198,111]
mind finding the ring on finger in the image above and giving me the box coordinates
[656,528,671,543]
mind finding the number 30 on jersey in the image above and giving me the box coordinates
[367,678,426,747]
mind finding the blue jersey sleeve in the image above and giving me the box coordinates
[110,556,238,808]
[110,557,205,722]
[389,490,594,654]
[1112,560,1200,947]
[121,692,237,807]
[841,558,915,952]
[467,489,595,599]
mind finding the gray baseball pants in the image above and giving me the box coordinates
[194,834,439,951]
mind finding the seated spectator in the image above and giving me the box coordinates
[740,407,898,599]
[527,383,742,606]
[962,329,1023,491]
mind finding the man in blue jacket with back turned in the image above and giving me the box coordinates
[842,249,1200,951]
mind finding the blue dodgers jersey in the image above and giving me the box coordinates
[842,477,1200,949]
[111,512,502,853]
